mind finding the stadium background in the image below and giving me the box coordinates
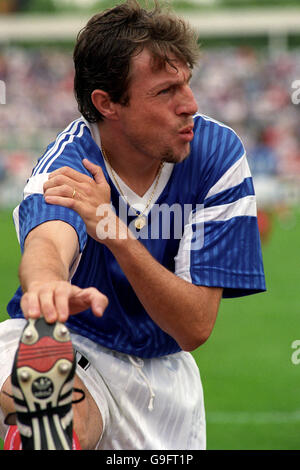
[0,0,299,450]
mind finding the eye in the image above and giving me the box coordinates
[158,85,175,96]
[158,87,171,95]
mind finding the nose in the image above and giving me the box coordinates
[175,85,198,116]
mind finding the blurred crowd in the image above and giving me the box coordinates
[192,46,300,177]
[0,45,300,210]
[0,47,77,206]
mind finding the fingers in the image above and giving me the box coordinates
[44,184,76,200]
[44,194,78,209]
[47,161,106,186]
[83,159,105,184]
[44,190,79,209]
[51,285,71,323]
[21,282,108,324]
[88,288,109,317]
[43,162,105,204]
[21,282,72,323]
[44,176,85,208]
[44,174,78,193]
[21,290,41,319]
[43,161,111,240]
[48,166,91,184]
[69,287,109,318]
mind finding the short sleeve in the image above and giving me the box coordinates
[174,140,266,298]
[12,119,94,253]
[13,194,87,253]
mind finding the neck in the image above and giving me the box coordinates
[98,123,163,197]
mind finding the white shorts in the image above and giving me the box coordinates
[0,318,206,450]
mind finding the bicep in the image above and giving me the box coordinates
[24,220,79,270]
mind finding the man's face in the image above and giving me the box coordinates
[116,48,198,165]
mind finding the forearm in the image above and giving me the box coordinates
[104,218,221,351]
[19,236,69,293]
[18,222,107,323]
[19,220,80,293]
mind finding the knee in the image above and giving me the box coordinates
[0,376,14,417]
[72,375,103,450]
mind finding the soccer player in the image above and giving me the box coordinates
[0,0,265,450]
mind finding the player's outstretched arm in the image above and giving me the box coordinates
[19,220,108,323]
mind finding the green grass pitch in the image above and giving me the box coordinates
[0,206,299,450]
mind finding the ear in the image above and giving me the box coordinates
[91,90,119,121]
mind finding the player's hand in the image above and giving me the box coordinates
[20,280,109,324]
[43,160,112,241]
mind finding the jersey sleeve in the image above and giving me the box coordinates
[174,129,266,298]
[12,119,91,253]
[14,194,87,253]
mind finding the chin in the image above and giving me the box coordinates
[162,148,190,164]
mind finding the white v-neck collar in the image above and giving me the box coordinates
[87,120,174,216]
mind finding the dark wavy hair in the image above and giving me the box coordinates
[73,0,200,122]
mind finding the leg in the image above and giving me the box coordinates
[0,318,103,450]
[72,374,103,450]
[0,373,103,450]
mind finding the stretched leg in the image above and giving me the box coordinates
[0,318,103,450]
[72,374,103,449]
[0,372,103,450]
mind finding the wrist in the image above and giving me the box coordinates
[24,277,65,291]
[95,208,136,249]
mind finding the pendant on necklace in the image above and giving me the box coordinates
[134,216,146,230]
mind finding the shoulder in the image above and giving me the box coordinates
[32,117,99,176]
[192,112,245,162]
[187,113,247,199]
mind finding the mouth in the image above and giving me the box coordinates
[178,125,194,142]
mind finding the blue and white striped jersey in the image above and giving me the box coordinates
[7,113,266,358]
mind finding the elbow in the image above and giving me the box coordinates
[178,328,212,352]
